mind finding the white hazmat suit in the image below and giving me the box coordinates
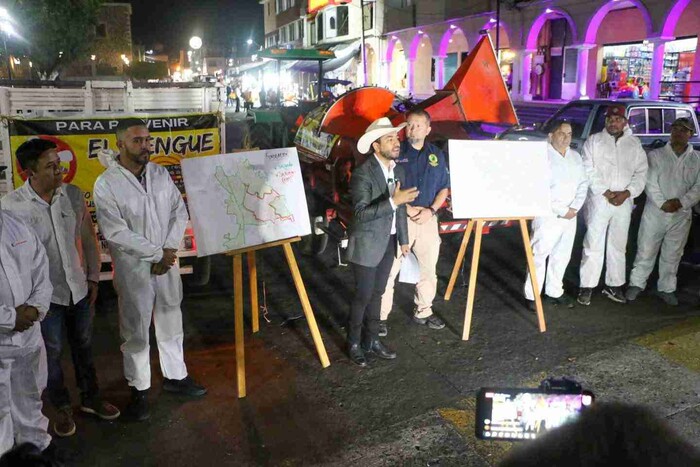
[579,128,648,288]
[0,210,52,454]
[629,143,700,292]
[524,144,588,300]
[94,160,189,391]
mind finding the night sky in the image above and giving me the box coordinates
[127,0,264,56]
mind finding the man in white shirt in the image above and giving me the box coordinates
[524,121,588,308]
[94,119,205,421]
[578,105,648,306]
[627,118,700,305]
[2,139,120,437]
[0,209,52,456]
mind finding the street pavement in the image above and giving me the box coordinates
[52,219,700,466]
[45,105,700,465]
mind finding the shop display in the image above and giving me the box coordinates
[598,42,653,98]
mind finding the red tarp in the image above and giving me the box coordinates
[319,87,402,139]
[418,34,519,126]
[319,34,518,139]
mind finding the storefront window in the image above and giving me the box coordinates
[599,42,653,98]
[661,36,697,101]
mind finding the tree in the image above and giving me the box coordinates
[11,0,103,80]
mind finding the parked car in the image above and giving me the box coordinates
[498,99,700,151]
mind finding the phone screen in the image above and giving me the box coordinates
[475,388,594,441]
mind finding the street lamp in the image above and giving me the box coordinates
[0,7,16,81]
[189,36,202,50]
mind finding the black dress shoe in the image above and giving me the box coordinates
[125,387,150,421]
[347,343,367,367]
[362,340,396,360]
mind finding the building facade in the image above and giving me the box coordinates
[64,2,133,78]
[248,0,698,106]
[378,0,699,103]
[263,0,305,49]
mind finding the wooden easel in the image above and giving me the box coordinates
[226,236,330,398]
[444,218,546,340]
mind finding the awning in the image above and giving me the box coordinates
[290,40,361,73]
[258,48,335,61]
[235,60,273,74]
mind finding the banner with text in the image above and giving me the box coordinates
[10,113,221,201]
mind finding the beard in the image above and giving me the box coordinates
[127,149,150,165]
[381,147,399,160]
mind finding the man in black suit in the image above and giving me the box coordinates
[345,118,418,367]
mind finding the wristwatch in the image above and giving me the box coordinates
[429,207,436,216]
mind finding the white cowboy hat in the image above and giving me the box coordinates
[356,117,407,154]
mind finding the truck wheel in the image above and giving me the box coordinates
[189,256,211,286]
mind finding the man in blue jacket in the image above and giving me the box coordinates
[380,109,450,335]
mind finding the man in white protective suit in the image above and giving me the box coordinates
[524,121,588,309]
[0,209,53,456]
[93,118,206,422]
[577,104,648,306]
[626,118,700,306]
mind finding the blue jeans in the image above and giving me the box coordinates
[41,297,99,408]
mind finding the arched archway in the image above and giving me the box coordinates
[584,0,653,44]
[364,42,377,86]
[439,26,469,84]
[526,10,578,50]
[660,0,700,102]
[481,20,510,51]
[409,32,435,97]
[526,9,578,100]
[581,0,654,99]
[481,20,512,95]
[387,37,407,94]
[662,0,691,37]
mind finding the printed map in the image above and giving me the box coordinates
[181,148,311,256]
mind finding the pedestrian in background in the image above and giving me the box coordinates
[2,139,120,438]
[577,104,648,306]
[627,118,700,306]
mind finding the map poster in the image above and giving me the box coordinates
[180,147,311,257]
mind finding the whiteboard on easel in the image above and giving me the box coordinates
[448,140,551,219]
[181,147,311,257]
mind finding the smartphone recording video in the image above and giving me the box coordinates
[475,387,594,441]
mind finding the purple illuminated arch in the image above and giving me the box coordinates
[662,0,691,37]
[584,0,653,44]
[386,36,402,62]
[480,19,511,48]
[438,25,469,57]
[526,9,578,50]
[409,32,433,60]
